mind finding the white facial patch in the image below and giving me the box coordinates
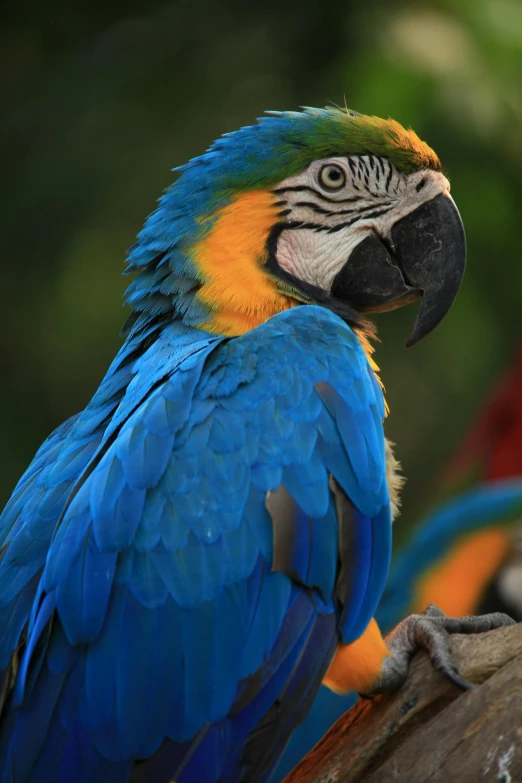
[272,155,450,292]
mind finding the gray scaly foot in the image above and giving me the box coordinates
[367,604,515,694]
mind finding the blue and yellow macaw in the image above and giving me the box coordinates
[275,476,522,781]
[0,107,506,783]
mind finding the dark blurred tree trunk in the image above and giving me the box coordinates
[284,624,522,783]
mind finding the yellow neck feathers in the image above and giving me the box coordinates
[192,190,298,336]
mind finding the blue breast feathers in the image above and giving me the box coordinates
[0,305,391,783]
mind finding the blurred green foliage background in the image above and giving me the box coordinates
[1,0,521,533]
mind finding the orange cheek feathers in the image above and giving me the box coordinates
[323,618,390,694]
[191,190,297,336]
[413,528,510,618]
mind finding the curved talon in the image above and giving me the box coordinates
[431,657,473,691]
[443,669,474,691]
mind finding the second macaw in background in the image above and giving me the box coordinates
[380,345,522,634]
[388,343,522,629]
[435,343,522,619]
[275,342,522,782]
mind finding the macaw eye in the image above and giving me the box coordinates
[318,164,346,191]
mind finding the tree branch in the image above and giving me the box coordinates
[284,624,522,782]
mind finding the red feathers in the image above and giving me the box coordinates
[444,345,522,487]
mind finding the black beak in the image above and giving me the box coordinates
[330,194,466,346]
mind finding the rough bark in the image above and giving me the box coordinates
[284,624,522,783]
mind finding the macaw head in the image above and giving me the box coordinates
[126,108,465,346]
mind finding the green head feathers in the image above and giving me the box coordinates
[177,107,441,195]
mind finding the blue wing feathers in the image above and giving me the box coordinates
[0,305,391,782]
[359,504,392,627]
[89,457,127,524]
[55,532,117,645]
[129,549,168,608]
[0,574,40,671]
[337,507,373,642]
[13,593,54,707]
